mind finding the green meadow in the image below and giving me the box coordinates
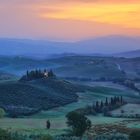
[0,83,139,136]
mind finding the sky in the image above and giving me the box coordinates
[0,0,140,41]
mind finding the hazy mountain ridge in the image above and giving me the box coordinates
[0,36,140,58]
[114,50,140,58]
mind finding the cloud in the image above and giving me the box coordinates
[38,2,140,29]
[0,0,139,4]
[0,0,140,41]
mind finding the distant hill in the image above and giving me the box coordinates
[0,38,73,58]
[0,71,16,80]
[0,56,54,76]
[76,36,140,54]
[0,55,140,80]
[50,56,127,80]
[0,36,140,58]
[0,78,83,117]
[114,50,140,58]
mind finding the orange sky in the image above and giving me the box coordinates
[0,0,140,41]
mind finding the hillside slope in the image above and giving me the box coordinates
[0,71,16,80]
[0,78,83,117]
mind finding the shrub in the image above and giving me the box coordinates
[55,136,80,140]
[40,134,53,140]
[66,111,91,138]
[129,130,140,140]
[0,129,12,140]
[0,108,5,118]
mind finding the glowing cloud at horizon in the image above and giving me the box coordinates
[0,0,140,41]
[38,2,140,29]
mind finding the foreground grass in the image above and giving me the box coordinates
[0,84,139,136]
[0,118,66,136]
[0,116,137,136]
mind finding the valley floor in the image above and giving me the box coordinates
[0,116,139,135]
[0,81,140,136]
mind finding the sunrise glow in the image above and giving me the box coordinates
[39,3,140,29]
[0,0,140,40]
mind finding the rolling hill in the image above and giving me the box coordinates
[0,56,140,80]
[114,50,140,58]
[48,56,140,80]
[0,71,16,80]
[0,78,84,117]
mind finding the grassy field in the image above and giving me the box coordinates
[127,122,140,129]
[0,55,140,138]
[0,83,139,135]
[111,104,140,117]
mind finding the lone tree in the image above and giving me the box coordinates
[46,120,51,129]
[66,111,91,139]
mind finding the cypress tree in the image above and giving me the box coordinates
[95,101,99,112]
[105,97,108,106]
[114,96,117,105]
[48,69,54,77]
[117,96,120,102]
[100,101,104,108]
[111,97,114,105]
[96,101,99,108]
[35,69,38,78]
[46,120,51,129]
[121,96,123,104]
[44,69,47,73]
[26,70,29,77]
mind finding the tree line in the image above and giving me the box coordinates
[20,69,55,81]
[74,96,125,116]
[94,96,124,113]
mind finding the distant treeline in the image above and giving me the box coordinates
[20,69,55,81]
[64,77,140,93]
[113,79,140,92]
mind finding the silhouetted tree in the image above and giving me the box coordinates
[121,96,123,104]
[117,96,120,102]
[95,101,100,112]
[66,111,91,139]
[46,120,51,129]
[20,68,56,81]
[111,97,114,105]
[105,97,108,106]
[35,69,39,78]
[100,101,104,109]
[96,101,99,108]
[44,69,47,73]
[48,70,54,77]
[114,96,117,104]
[26,70,29,77]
